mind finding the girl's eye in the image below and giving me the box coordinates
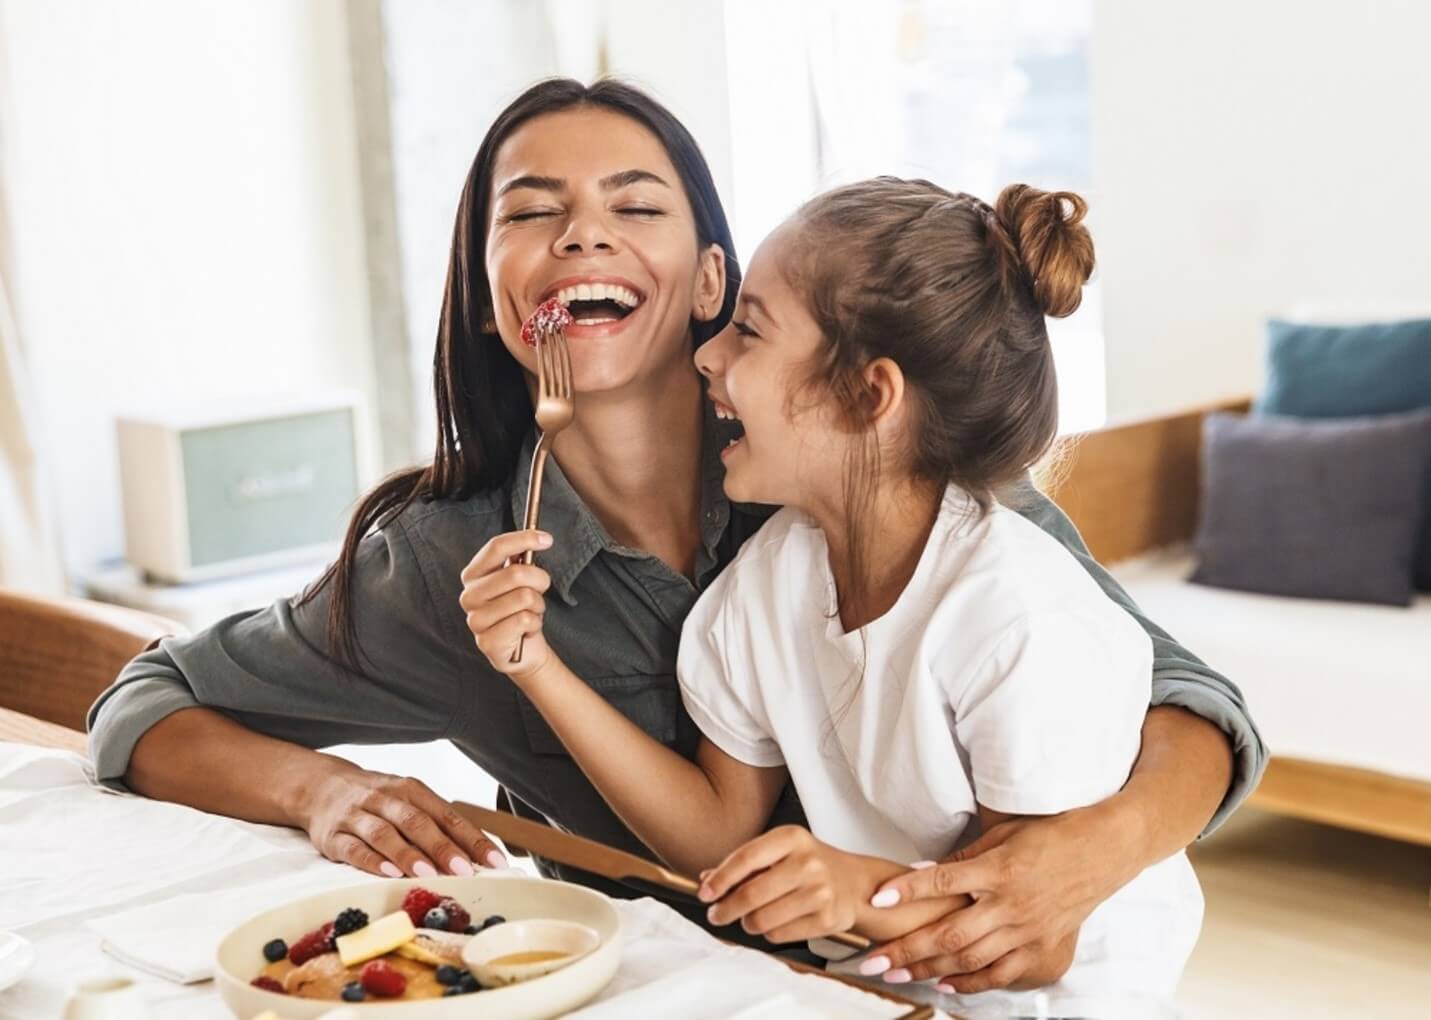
[733,320,759,339]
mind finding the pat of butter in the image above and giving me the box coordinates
[335,910,416,966]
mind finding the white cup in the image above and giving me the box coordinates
[62,976,151,1020]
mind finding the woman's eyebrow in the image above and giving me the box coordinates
[497,174,565,197]
[600,169,670,190]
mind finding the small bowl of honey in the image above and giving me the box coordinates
[461,918,601,988]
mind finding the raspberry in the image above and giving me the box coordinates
[333,907,368,936]
[287,921,336,965]
[438,898,470,932]
[250,975,285,994]
[360,959,407,998]
[401,887,444,927]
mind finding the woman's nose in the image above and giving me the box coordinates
[555,210,616,255]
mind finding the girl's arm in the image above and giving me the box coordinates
[515,656,787,876]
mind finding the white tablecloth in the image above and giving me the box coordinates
[0,744,929,1019]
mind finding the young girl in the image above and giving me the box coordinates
[466,177,1203,1011]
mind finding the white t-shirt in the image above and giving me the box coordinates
[677,489,1203,1009]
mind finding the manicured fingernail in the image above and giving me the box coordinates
[484,849,508,869]
[697,884,714,902]
[706,906,721,925]
[911,860,936,869]
[536,532,553,547]
[883,968,912,984]
[449,856,474,876]
[379,861,403,878]
[936,983,956,994]
[870,888,900,908]
[858,955,891,976]
[413,860,437,878]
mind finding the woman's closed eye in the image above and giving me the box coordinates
[616,205,665,218]
[500,209,559,223]
[733,319,760,339]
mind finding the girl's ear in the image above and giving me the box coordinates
[692,244,727,322]
[862,357,907,429]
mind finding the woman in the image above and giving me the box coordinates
[88,78,1263,992]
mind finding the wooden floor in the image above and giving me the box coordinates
[1182,807,1431,1018]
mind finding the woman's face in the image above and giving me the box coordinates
[694,225,850,510]
[485,107,725,395]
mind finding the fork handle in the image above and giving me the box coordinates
[510,433,551,664]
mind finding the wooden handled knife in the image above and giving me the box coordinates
[453,800,871,953]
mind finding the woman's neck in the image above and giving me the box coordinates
[809,475,944,633]
[548,359,706,578]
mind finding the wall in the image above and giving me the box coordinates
[1093,0,1431,420]
[0,0,377,579]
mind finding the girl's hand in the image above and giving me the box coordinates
[696,825,864,944]
[460,530,556,680]
[862,806,1139,992]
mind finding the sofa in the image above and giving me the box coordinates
[1046,397,1431,846]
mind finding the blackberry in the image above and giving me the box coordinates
[261,938,288,963]
[333,908,369,937]
[341,981,366,1002]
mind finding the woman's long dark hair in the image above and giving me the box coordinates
[300,78,741,670]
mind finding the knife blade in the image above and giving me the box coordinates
[453,801,870,952]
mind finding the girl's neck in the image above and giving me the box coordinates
[548,357,706,578]
[808,474,945,633]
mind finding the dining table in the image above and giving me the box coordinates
[0,707,950,1020]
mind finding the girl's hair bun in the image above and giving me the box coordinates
[993,184,1095,318]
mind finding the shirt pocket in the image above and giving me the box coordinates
[516,671,680,757]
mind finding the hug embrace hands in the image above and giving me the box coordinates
[462,526,1113,993]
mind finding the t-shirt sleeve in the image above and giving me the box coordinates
[950,607,1152,816]
[677,575,784,768]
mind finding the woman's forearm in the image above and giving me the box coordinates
[1120,704,1235,863]
[519,660,773,875]
[126,706,337,827]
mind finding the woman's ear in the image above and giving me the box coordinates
[692,244,727,322]
[863,357,906,429]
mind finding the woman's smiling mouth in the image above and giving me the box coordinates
[711,396,747,457]
[536,276,647,339]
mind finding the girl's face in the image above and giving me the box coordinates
[694,225,852,510]
[485,107,725,395]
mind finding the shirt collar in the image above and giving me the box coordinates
[507,399,735,604]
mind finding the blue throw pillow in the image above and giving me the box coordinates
[1258,318,1431,588]
[1191,410,1431,606]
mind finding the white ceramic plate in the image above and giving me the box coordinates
[215,875,621,1020]
[0,930,35,993]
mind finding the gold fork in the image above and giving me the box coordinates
[511,324,575,663]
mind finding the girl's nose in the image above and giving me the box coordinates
[694,323,733,378]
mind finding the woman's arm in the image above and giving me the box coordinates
[88,519,508,877]
[461,530,786,876]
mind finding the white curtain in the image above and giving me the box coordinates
[0,9,64,595]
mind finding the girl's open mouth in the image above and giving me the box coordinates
[712,398,746,458]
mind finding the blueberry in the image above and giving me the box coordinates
[422,906,451,930]
[458,973,481,994]
[261,938,287,963]
[333,907,368,937]
[463,925,479,935]
[479,914,506,930]
[435,964,464,986]
[341,981,366,1002]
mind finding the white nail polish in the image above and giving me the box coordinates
[379,861,402,878]
[484,849,508,869]
[870,888,900,908]
[858,955,892,977]
[413,860,437,878]
[449,856,475,876]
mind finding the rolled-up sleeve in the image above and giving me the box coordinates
[87,514,478,790]
[1012,484,1268,836]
